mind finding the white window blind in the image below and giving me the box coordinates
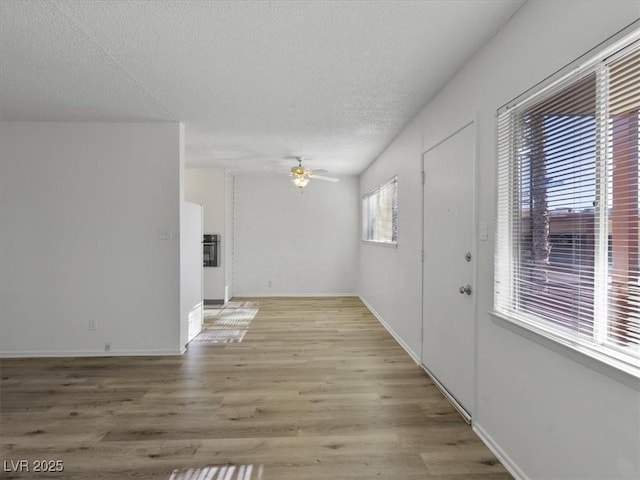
[362,176,398,245]
[495,31,640,377]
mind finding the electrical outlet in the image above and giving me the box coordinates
[157,228,172,240]
[104,343,111,352]
[268,280,272,288]
[89,319,97,331]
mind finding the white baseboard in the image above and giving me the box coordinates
[233,292,359,298]
[0,348,184,358]
[358,295,421,365]
[473,421,527,480]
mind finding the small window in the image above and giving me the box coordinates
[362,176,398,245]
[495,29,640,377]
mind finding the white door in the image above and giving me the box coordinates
[422,122,476,418]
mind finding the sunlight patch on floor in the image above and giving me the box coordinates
[169,464,263,480]
[193,329,248,344]
[192,302,259,345]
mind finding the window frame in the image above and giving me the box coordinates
[493,24,640,379]
[362,175,398,246]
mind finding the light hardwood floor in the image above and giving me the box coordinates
[1,297,512,479]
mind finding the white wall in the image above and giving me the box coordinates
[359,2,640,479]
[235,174,359,296]
[185,168,226,302]
[0,121,183,356]
[360,118,424,361]
[180,201,203,345]
[224,170,235,302]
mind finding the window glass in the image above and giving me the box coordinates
[495,37,640,376]
[362,176,398,245]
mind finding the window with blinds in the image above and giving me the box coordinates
[362,176,398,245]
[495,30,640,377]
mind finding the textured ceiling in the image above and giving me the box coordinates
[0,0,524,175]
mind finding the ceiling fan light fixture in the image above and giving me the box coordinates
[292,175,310,188]
[286,156,337,188]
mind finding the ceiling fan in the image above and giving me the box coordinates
[288,157,339,189]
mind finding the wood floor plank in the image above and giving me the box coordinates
[0,297,511,479]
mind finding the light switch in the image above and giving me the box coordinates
[479,221,488,241]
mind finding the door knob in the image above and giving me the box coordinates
[458,284,472,295]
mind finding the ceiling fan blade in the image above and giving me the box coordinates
[309,174,339,183]
[309,169,328,174]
